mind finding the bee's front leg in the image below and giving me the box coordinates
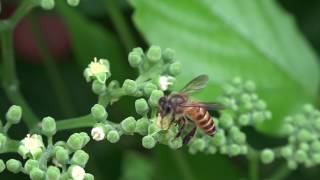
[174,117,187,139]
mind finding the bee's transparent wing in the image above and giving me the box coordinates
[180,74,209,94]
[180,102,224,110]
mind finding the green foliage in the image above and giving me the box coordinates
[130,0,320,134]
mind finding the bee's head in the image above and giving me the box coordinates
[158,96,172,118]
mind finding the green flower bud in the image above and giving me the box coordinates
[108,80,120,90]
[294,150,308,163]
[135,99,149,115]
[222,84,235,95]
[148,124,160,135]
[303,104,314,114]
[191,139,206,152]
[260,149,275,164]
[55,148,69,165]
[244,80,255,92]
[6,159,22,173]
[299,143,309,151]
[92,80,106,95]
[240,94,251,103]
[240,145,248,154]
[67,133,84,151]
[232,132,246,144]
[264,111,272,119]
[135,118,149,135]
[294,114,307,126]
[40,0,55,10]
[243,102,253,111]
[121,117,137,134]
[91,104,107,122]
[287,160,297,170]
[147,46,162,63]
[42,116,56,136]
[311,141,320,151]
[142,135,156,149]
[252,112,265,124]
[212,130,226,146]
[143,82,158,96]
[6,105,22,124]
[71,150,89,167]
[256,100,267,110]
[30,167,44,180]
[297,129,312,142]
[59,172,70,180]
[282,124,294,134]
[229,144,241,156]
[312,153,320,164]
[107,130,120,143]
[169,138,183,149]
[208,146,217,154]
[46,166,60,180]
[232,77,242,86]
[24,159,39,174]
[84,173,95,180]
[168,62,181,76]
[122,79,138,95]
[128,51,142,67]
[220,113,233,128]
[162,48,175,62]
[132,47,144,55]
[79,132,90,146]
[238,114,250,126]
[281,146,293,158]
[0,133,7,149]
[149,90,164,107]
[0,159,5,173]
[67,0,80,7]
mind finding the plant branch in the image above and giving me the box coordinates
[0,29,39,129]
[248,147,259,180]
[104,0,136,52]
[56,114,96,131]
[268,164,291,180]
[0,139,20,154]
[28,14,76,117]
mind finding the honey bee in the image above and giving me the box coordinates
[158,75,223,144]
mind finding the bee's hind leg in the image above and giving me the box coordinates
[183,126,197,145]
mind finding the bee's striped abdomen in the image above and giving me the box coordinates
[186,107,216,136]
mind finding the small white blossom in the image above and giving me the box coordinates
[87,57,108,76]
[156,113,171,130]
[71,165,86,180]
[91,127,105,141]
[159,76,174,91]
[19,134,44,158]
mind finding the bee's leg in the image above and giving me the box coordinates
[175,118,186,138]
[183,126,197,145]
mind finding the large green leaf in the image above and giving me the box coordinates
[130,0,320,134]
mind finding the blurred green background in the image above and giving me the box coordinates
[0,0,319,179]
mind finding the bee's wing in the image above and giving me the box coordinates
[180,102,224,110]
[180,74,209,94]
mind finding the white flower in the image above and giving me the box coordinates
[71,165,86,180]
[159,76,174,91]
[19,134,44,158]
[91,127,105,141]
[87,57,108,76]
[156,113,171,130]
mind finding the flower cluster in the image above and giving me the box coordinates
[279,104,320,169]
[0,106,93,180]
[187,77,272,155]
[86,46,182,149]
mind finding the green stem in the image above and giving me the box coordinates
[3,122,12,134]
[28,14,76,117]
[0,29,39,129]
[104,0,136,52]
[56,114,96,131]
[268,164,291,180]
[248,148,259,180]
[7,0,40,28]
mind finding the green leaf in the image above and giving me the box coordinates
[55,1,127,74]
[130,0,320,134]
